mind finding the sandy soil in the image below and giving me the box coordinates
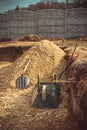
[0,39,87,130]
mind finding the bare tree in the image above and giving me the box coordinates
[72,0,87,8]
[65,0,70,8]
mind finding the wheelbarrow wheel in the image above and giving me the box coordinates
[42,85,46,102]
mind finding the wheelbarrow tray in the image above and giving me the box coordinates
[32,82,60,108]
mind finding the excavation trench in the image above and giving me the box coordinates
[0,40,87,130]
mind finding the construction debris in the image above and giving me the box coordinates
[50,37,65,42]
[19,34,42,42]
[0,37,13,42]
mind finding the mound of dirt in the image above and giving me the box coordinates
[0,40,81,130]
[79,36,87,41]
[64,46,87,95]
[0,37,13,42]
[50,37,65,42]
[19,34,42,42]
[66,46,87,129]
[68,47,87,80]
[0,40,66,89]
[74,36,87,41]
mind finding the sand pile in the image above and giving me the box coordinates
[19,34,42,42]
[0,40,66,89]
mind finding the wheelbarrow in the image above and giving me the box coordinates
[31,74,61,108]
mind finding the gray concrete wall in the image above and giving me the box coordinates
[36,9,65,38]
[0,8,87,39]
[66,8,87,38]
[0,13,7,38]
[8,10,35,39]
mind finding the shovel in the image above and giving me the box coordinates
[16,59,31,89]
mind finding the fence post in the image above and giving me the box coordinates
[7,13,10,38]
[65,10,67,39]
[35,11,39,36]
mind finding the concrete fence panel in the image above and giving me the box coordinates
[0,13,7,38]
[36,9,65,38]
[66,8,87,38]
[0,8,87,39]
[8,10,36,39]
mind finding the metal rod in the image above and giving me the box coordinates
[23,59,31,74]
[58,43,78,79]
[40,80,78,84]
